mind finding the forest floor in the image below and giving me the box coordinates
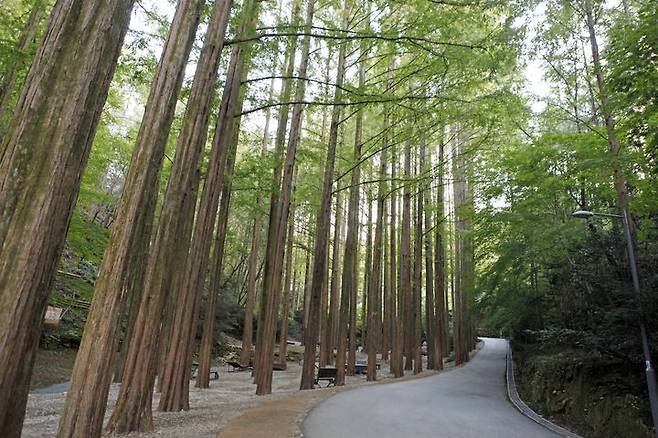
[24,348,429,437]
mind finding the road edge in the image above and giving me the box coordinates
[505,342,583,438]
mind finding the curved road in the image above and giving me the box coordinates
[303,338,559,438]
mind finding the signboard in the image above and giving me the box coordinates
[44,306,64,326]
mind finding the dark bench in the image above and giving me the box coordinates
[226,361,252,372]
[315,366,337,387]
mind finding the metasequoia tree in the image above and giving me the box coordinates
[240,62,279,368]
[412,146,423,375]
[0,0,46,126]
[107,0,235,430]
[343,29,368,378]
[421,138,438,369]
[400,140,413,371]
[367,132,387,380]
[278,195,297,367]
[452,131,472,365]
[57,1,208,436]
[159,0,256,411]
[362,188,373,354]
[300,2,349,389]
[255,0,314,395]
[0,1,134,436]
[197,107,243,389]
[432,140,446,367]
[321,187,344,366]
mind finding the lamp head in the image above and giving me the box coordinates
[572,210,595,219]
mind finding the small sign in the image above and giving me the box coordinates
[44,306,63,326]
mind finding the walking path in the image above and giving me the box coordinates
[303,338,560,438]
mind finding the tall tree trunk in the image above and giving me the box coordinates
[422,140,438,370]
[0,2,134,436]
[362,189,373,354]
[324,187,344,366]
[433,140,446,366]
[452,131,468,366]
[337,93,364,385]
[413,148,423,375]
[400,140,413,371]
[583,0,633,231]
[279,199,296,367]
[106,0,234,430]
[300,6,348,388]
[250,0,300,379]
[159,0,255,411]
[255,0,314,395]
[320,188,342,367]
[57,1,207,436]
[196,112,243,389]
[389,135,404,377]
[240,56,278,368]
[367,137,387,381]
[0,0,46,129]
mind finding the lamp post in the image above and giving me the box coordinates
[573,209,658,437]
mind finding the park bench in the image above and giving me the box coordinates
[226,361,252,372]
[315,366,337,387]
[190,366,220,380]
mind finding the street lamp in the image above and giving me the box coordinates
[572,208,658,437]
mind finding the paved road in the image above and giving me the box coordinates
[303,338,559,438]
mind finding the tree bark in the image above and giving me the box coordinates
[278,199,296,367]
[300,7,347,388]
[337,28,366,386]
[413,147,423,375]
[433,140,446,366]
[106,0,233,430]
[255,0,313,395]
[583,0,634,231]
[367,136,386,381]
[322,187,343,366]
[196,110,242,389]
[400,140,414,371]
[0,2,134,436]
[159,0,254,411]
[56,2,204,436]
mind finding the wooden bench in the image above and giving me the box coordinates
[315,366,337,387]
[226,361,252,372]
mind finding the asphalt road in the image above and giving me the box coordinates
[303,338,560,438]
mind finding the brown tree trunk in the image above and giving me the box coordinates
[433,140,446,367]
[452,131,468,366]
[362,189,372,355]
[240,59,278,368]
[196,113,242,389]
[0,0,46,129]
[106,0,233,430]
[279,200,296,367]
[422,140,438,370]
[401,140,413,371]
[250,0,300,379]
[413,148,423,375]
[255,0,313,395]
[300,8,347,388]
[323,188,343,366]
[337,33,367,385]
[389,140,404,377]
[367,140,386,381]
[0,2,134,436]
[159,0,254,410]
[57,2,205,436]
[584,0,633,231]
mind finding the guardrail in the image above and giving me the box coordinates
[506,342,583,438]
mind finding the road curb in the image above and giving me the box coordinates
[505,342,583,438]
